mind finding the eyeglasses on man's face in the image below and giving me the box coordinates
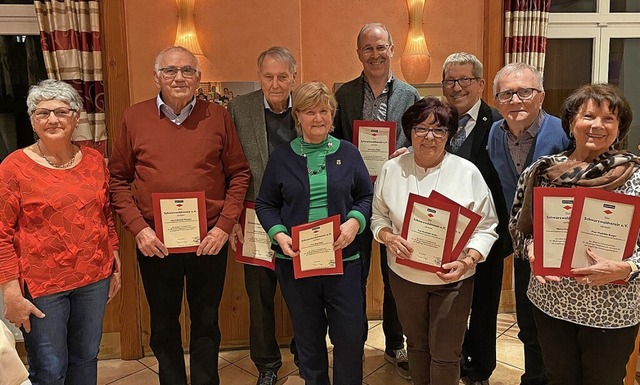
[413,126,448,138]
[495,87,540,103]
[32,107,76,121]
[158,66,199,79]
[441,77,480,89]
[359,44,391,55]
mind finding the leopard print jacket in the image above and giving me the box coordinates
[511,153,640,328]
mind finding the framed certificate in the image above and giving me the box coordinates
[533,187,575,276]
[291,215,343,279]
[152,191,207,253]
[352,120,396,181]
[397,193,457,273]
[562,187,640,275]
[235,201,275,270]
[429,190,481,261]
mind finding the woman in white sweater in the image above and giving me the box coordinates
[371,98,498,385]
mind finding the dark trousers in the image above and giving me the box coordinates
[243,264,282,373]
[460,255,504,381]
[390,270,474,385]
[514,258,548,385]
[360,229,404,351]
[137,247,227,385]
[276,258,364,385]
[533,306,639,385]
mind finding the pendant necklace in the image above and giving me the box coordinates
[36,140,77,169]
[300,138,332,175]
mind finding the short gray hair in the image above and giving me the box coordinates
[154,46,200,72]
[357,23,393,48]
[493,62,544,95]
[26,79,83,115]
[257,46,297,74]
[442,52,483,79]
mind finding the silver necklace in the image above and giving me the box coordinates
[36,140,77,169]
[300,138,332,175]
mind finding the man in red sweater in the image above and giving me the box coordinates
[109,46,250,385]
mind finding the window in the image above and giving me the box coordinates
[544,0,640,154]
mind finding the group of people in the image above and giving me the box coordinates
[0,21,638,385]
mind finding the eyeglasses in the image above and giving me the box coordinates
[495,88,540,103]
[413,126,448,138]
[158,66,199,79]
[359,44,391,55]
[32,107,76,121]
[441,77,480,88]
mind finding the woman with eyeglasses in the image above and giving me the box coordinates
[511,84,640,385]
[370,97,498,385]
[0,79,120,385]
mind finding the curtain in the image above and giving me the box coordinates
[504,0,552,74]
[34,0,107,156]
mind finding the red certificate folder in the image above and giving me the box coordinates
[428,190,481,261]
[291,215,343,279]
[561,187,640,277]
[533,187,575,276]
[352,120,397,181]
[397,193,457,273]
[235,201,275,270]
[151,191,207,253]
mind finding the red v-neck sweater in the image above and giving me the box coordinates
[108,98,250,236]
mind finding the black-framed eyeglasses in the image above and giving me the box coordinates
[495,88,540,103]
[413,126,448,138]
[359,44,391,55]
[32,107,77,121]
[441,77,480,88]
[158,66,199,79]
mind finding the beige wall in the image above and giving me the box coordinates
[124,0,485,103]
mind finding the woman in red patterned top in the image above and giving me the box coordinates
[0,79,120,385]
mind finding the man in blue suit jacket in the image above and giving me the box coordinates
[488,62,570,385]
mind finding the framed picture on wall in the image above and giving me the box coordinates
[413,83,444,100]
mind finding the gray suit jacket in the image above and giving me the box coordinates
[333,74,420,148]
[227,90,271,201]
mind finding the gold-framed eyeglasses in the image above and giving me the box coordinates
[33,107,76,121]
[158,66,199,79]
[441,77,480,88]
[495,88,540,103]
[359,44,391,55]
[413,126,448,138]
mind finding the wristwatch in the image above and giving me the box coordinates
[624,260,640,282]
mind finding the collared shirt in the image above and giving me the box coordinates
[263,95,293,113]
[362,72,394,121]
[155,94,197,125]
[501,111,545,174]
[460,98,482,137]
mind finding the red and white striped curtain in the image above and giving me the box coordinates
[33,0,107,156]
[504,0,552,74]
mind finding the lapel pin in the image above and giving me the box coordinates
[482,117,488,121]
[337,160,342,165]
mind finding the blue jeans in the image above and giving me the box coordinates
[23,277,110,385]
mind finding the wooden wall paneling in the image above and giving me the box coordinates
[101,0,143,359]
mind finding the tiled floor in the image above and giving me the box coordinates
[98,313,527,385]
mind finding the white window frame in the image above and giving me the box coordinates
[547,0,640,83]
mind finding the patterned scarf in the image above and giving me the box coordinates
[512,149,640,239]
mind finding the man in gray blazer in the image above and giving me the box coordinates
[227,46,298,385]
[333,23,420,381]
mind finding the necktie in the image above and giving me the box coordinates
[450,113,470,152]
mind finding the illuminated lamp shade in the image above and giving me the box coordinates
[400,0,431,84]
[174,0,216,82]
